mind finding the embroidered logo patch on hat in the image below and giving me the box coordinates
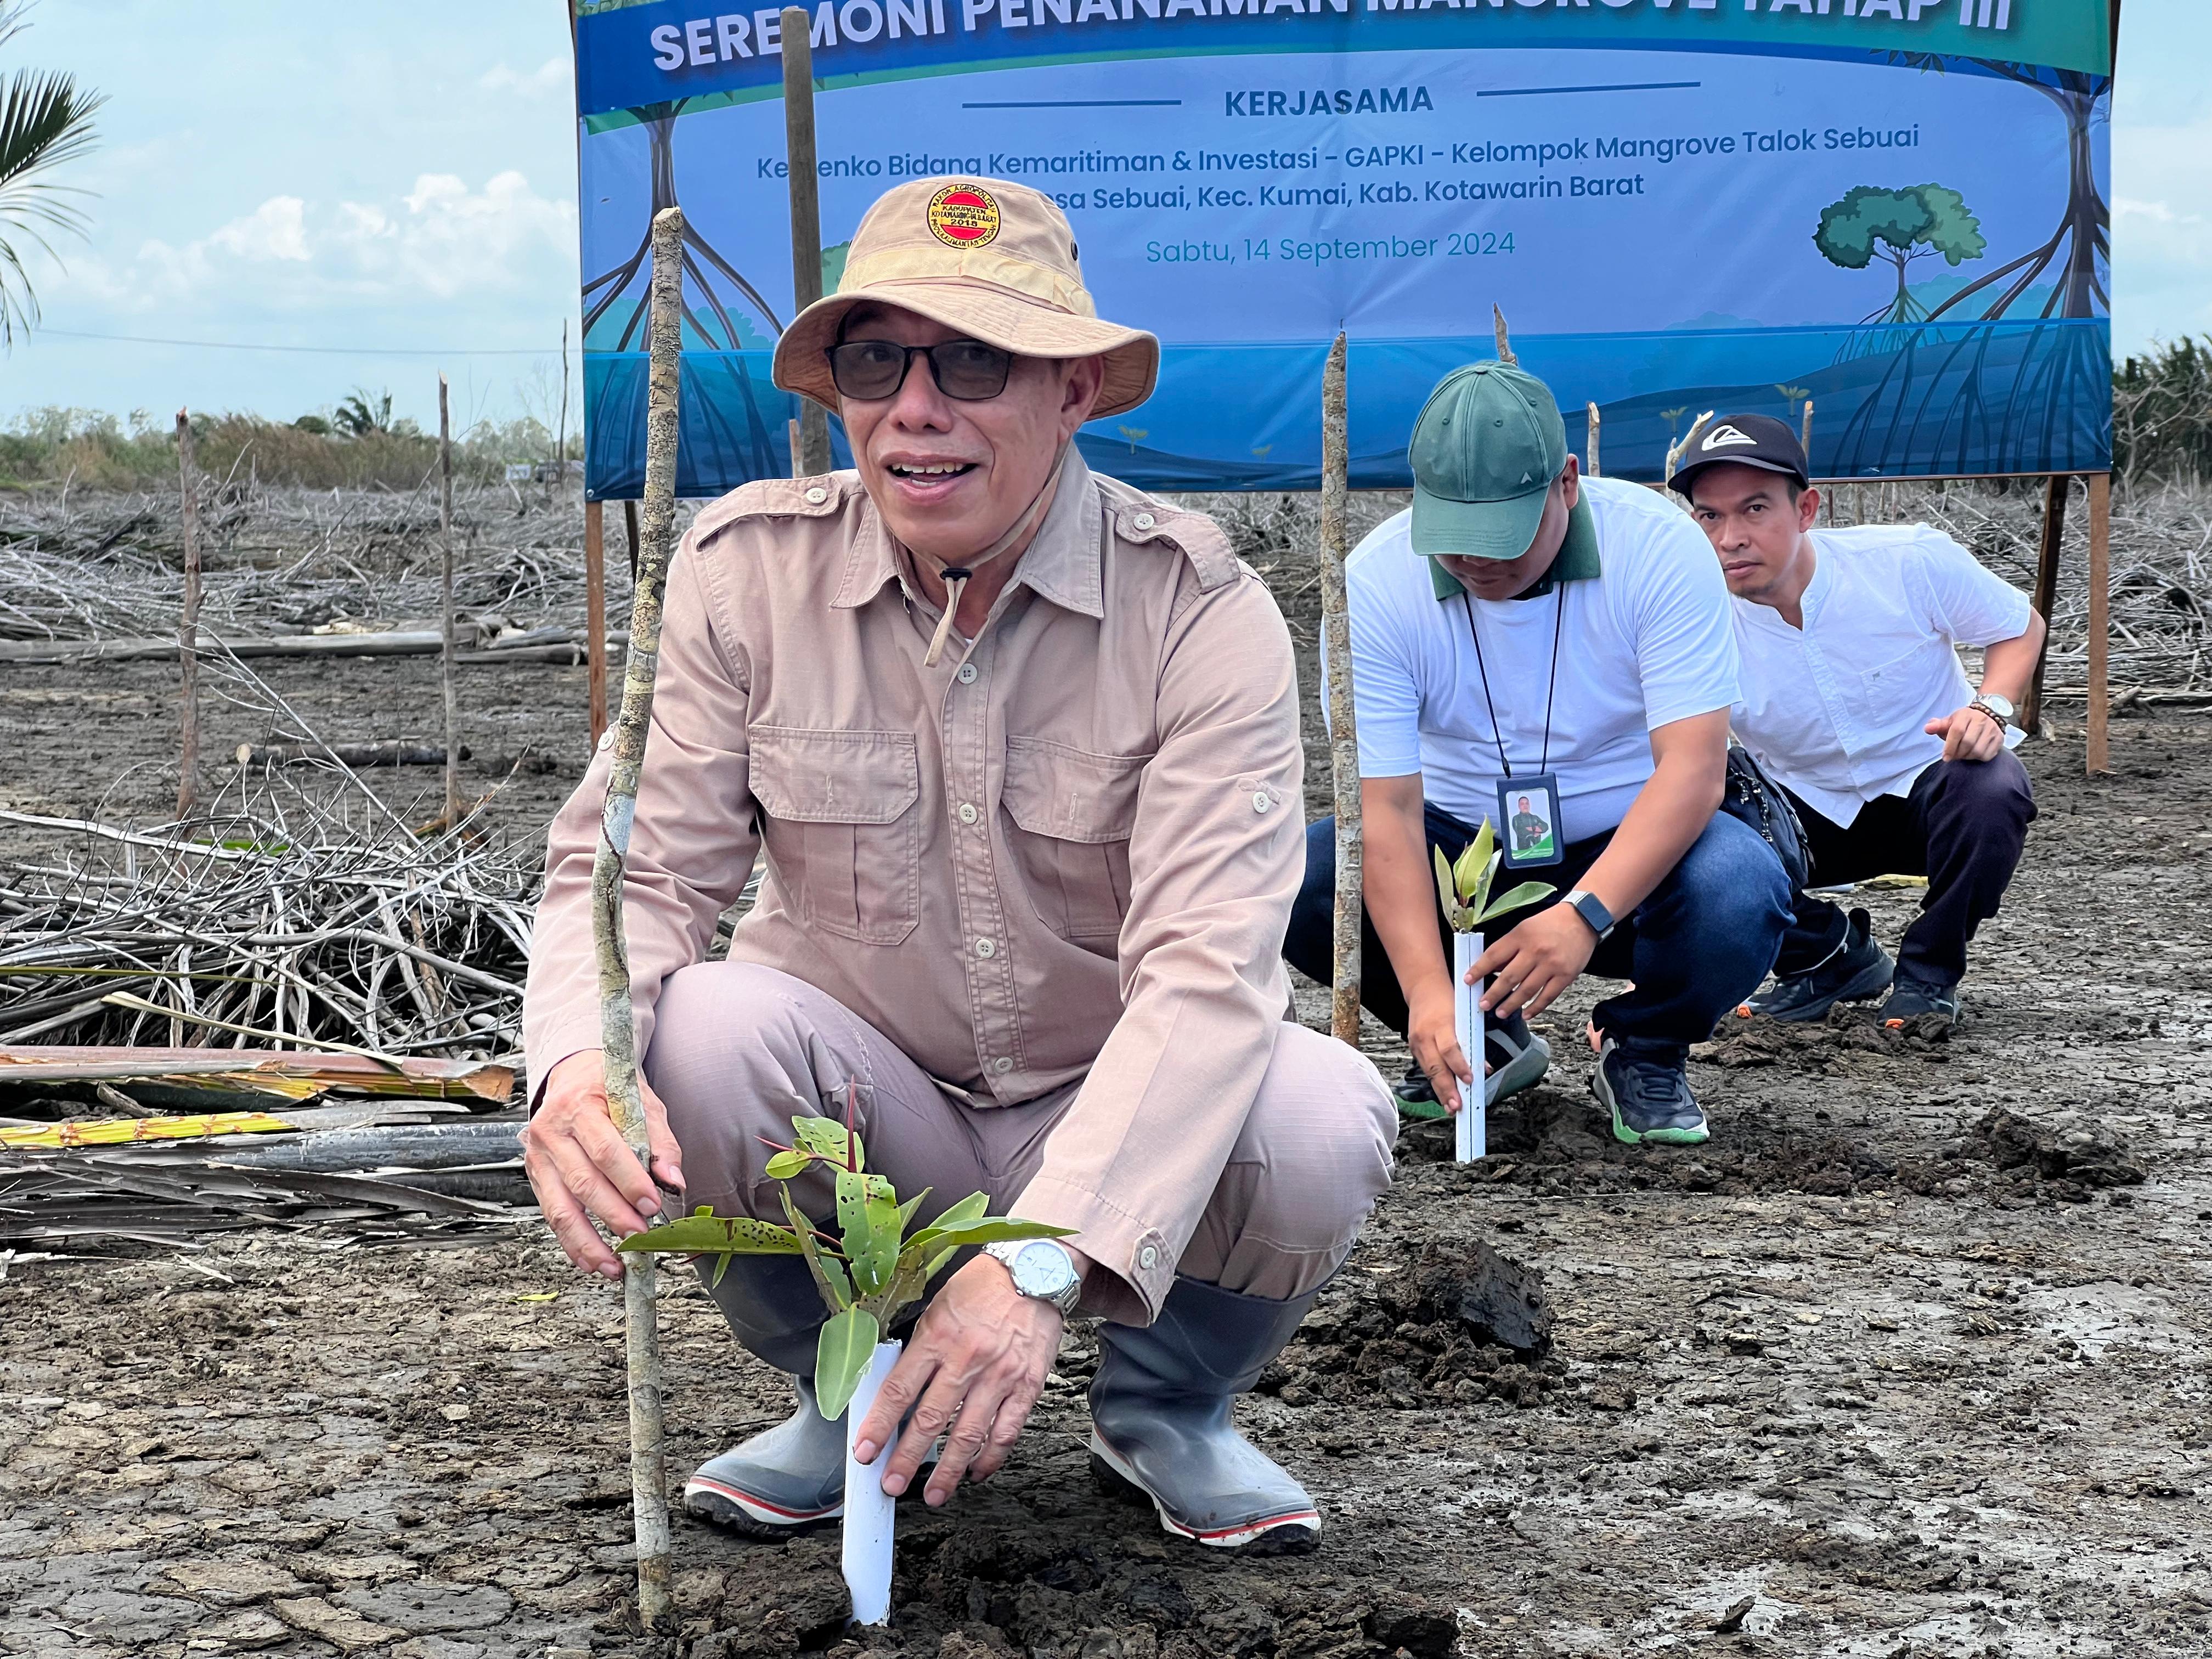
[1701,424,1759,451]
[927,184,1001,249]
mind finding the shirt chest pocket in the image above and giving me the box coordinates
[1000,737,1148,946]
[749,726,921,946]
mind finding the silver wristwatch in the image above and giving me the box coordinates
[983,1239,1082,1316]
[1971,692,2015,727]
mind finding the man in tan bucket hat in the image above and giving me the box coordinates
[522,177,1394,1556]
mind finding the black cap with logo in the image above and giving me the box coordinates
[1667,413,1810,500]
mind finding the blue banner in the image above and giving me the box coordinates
[573,1,2112,495]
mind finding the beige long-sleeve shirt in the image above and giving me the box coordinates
[523,454,1304,1322]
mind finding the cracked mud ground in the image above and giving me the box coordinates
[5,644,2211,1658]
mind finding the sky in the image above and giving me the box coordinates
[3,0,2209,433]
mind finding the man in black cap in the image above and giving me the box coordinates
[1286,363,1793,1146]
[1672,415,2046,1026]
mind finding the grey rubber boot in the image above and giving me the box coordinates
[1088,1275,1322,1554]
[682,1255,848,1536]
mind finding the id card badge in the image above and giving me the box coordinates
[1497,773,1564,869]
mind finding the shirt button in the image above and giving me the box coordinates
[956,662,979,685]
[957,802,979,825]
[596,730,613,753]
[1138,1245,1159,1270]
[1132,511,1156,531]
[1252,790,1272,814]
[992,1056,1014,1074]
[974,936,996,959]
[804,486,827,504]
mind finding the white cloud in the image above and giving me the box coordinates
[478,57,569,96]
[207,196,311,263]
[71,173,577,314]
[2112,115,2212,348]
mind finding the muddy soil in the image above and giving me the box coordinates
[5,556,2212,1658]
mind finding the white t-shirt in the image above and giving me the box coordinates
[1331,475,1739,844]
[1728,523,2033,828]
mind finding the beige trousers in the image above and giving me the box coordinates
[643,962,1397,1326]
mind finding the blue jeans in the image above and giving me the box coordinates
[1286,802,1792,1070]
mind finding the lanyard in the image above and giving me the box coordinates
[1458,584,1568,779]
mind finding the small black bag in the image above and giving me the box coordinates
[1720,744,1809,891]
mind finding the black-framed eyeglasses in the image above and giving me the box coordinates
[825,337,1014,402]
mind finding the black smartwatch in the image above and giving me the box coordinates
[1564,888,1615,940]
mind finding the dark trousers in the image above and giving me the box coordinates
[1286,802,1791,1069]
[1777,752,2035,988]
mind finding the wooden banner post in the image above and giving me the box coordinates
[2022,474,2070,737]
[2086,472,2112,775]
[585,499,608,750]
[783,6,833,477]
[1318,333,1361,1047]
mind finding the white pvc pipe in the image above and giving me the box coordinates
[1455,930,1485,1163]
[842,1339,902,1627]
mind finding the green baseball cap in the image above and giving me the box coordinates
[1408,361,1569,561]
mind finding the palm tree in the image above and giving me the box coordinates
[0,1,105,348]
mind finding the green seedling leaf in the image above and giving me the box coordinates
[1477,881,1558,924]
[919,1217,1077,1252]
[781,1184,853,1313]
[1433,847,1468,932]
[894,1189,930,1236]
[814,1306,882,1420]
[1471,849,1501,918]
[792,1114,864,1172]
[853,1187,901,1299]
[617,1207,804,1256]
[894,1190,995,1273]
[763,1148,810,1180]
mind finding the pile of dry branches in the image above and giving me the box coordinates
[0,793,536,1059]
[0,477,668,644]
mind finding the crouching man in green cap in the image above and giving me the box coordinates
[1286,362,1792,1144]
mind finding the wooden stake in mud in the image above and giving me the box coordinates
[1663,413,1715,487]
[173,410,202,820]
[1799,398,1814,459]
[624,499,641,583]
[788,416,805,478]
[584,500,608,750]
[2022,474,2070,737]
[592,204,687,1633]
[1491,304,1515,366]
[2086,471,2112,775]
[437,377,461,829]
[1585,403,1600,478]
[1318,332,1361,1048]
[783,7,833,478]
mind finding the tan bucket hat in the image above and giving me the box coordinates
[771,177,1158,420]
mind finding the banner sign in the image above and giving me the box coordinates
[573,0,2112,495]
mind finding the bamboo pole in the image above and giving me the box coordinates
[437,376,461,828]
[2086,471,2112,775]
[174,410,202,820]
[1319,333,1361,1049]
[783,6,833,477]
[2022,475,2070,736]
[592,204,686,1633]
[585,500,608,750]
[1585,403,1599,478]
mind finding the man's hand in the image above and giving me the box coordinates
[521,1049,685,1280]
[1927,704,2006,764]
[1407,986,1476,1116]
[853,1246,1088,1504]
[1474,903,1599,1022]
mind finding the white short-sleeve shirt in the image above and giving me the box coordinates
[1728,523,2033,828]
[1330,475,1739,844]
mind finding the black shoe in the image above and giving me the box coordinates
[1392,1013,1551,1121]
[1589,1035,1708,1147]
[1742,907,1894,1023]
[1880,973,1960,1026]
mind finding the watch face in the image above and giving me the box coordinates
[1011,1241,1074,1299]
[1979,693,2015,719]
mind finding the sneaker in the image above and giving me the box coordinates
[1741,908,1894,1023]
[1881,973,1960,1026]
[1589,1034,1709,1146]
[1392,1014,1552,1121]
